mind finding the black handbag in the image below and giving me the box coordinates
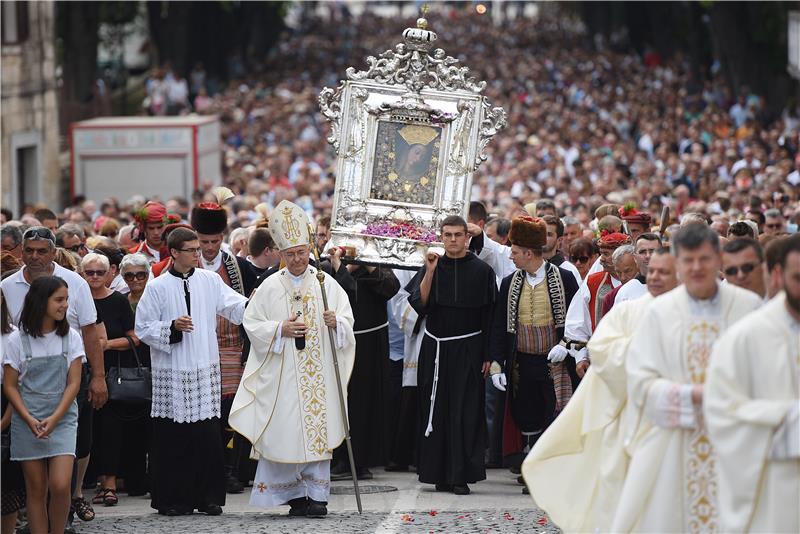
[106,336,152,404]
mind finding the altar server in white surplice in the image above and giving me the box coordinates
[612,223,761,533]
[705,234,800,534]
[523,248,678,533]
[134,227,247,516]
[229,200,355,519]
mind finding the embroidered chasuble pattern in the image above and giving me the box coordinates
[278,271,329,458]
[685,318,721,533]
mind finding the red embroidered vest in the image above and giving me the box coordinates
[586,271,613,332]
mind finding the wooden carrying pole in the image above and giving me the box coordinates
[659,206,671,237]
[307,225,363,514]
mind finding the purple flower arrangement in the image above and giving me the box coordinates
[364,221,437,243]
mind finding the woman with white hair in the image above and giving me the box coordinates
[80,253,148,507]
[119,253,151,311]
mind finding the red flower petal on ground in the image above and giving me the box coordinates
[428,510,438,516]
[537,517,548,525]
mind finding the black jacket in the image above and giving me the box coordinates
[489,262,579,369]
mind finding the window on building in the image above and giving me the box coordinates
[1,1,29,45]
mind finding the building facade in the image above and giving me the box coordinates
[1,0,60,216]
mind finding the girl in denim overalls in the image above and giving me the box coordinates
[3,276,84,534]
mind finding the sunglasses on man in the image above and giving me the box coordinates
[22,227,55,244]
[66,243,88,253]
[723,262,759,277]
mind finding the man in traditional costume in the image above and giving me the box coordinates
[586,214,624,277]
[229,200,355,518]
[330,264,399,480]
[551,232,630,392]
[406,215,497,495]
[488,216,579,490]
[600,244,641,316]
[134,227,247,516]
[704,234,800,533]
[611,223,762,532]
[618,203,652,242]
[523,248,678,531]
[130,201,178,263]
[612,232,661,304]
[191,187,256,494]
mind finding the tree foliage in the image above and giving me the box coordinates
[57,1,287,105]
[569,1,794,114]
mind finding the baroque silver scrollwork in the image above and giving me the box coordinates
[346,45,487,95]
[318,85,344,154]
[320,13,505,269]
[474,102,507,170]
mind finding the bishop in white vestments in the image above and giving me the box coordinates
[704,237,800,533]
[230,201,355,518]
[612,224,762,533]
[523,249,678,532]
[134,227,247,516]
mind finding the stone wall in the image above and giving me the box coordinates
[1,0,60,216]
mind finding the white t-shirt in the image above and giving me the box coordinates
[3,328,85,382]
[0,326,16,382]
[1,263,97,332]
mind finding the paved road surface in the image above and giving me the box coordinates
[76,469,560,533]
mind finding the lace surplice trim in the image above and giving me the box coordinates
[158,322,172,347]
[151,364,222,423]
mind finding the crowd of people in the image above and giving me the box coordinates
[0,4,798,533]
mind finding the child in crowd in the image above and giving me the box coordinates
[3,277,85,534]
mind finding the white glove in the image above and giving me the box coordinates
[574,347,588,363]
[547,344,569,363]
[491,372,507,392]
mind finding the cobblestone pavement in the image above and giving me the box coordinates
[75,470,562,533]
[82,509,559,533]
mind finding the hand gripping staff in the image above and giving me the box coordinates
[307,224,363,514]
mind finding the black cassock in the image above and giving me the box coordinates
[407,252,497,486]
[336,266,400,469]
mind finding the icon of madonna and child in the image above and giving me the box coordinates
[370,122,442,205]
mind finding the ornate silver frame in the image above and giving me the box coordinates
[319,15,506,269]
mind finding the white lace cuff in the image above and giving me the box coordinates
[645,382,697,429]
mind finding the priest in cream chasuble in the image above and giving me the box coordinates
[229,201,355,511]
[612,224,762,533]
[523,250,678,533]
[706,285,800,532]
